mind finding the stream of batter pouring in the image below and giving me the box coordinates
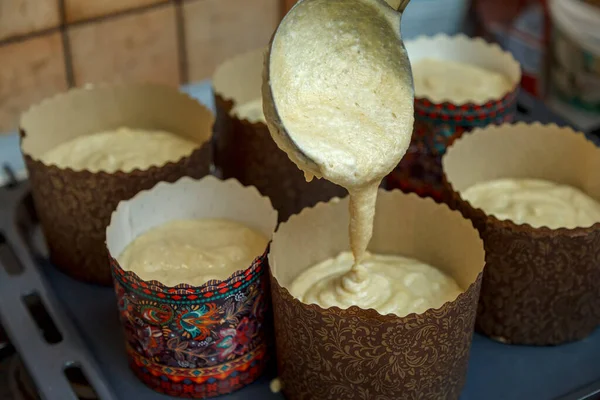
[267,0,415,282]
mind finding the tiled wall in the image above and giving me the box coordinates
[0,0,282,132]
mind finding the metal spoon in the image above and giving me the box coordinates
[262,0,413,177]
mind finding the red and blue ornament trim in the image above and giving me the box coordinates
[110,249,271,398]
[127,344,268,398]
[414,89,519,155]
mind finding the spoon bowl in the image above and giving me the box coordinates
[262,53,320,176]
[262,0,413,179]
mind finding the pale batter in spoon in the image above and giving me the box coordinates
[264,0,415,281]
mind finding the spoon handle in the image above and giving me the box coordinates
[396,0,411,12]
[384,0,411,12]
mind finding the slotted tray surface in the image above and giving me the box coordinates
[1,91,600,400]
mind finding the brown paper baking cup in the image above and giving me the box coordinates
[212,48,346,222]
[269,190,485,400]
[106,176,278,398]
[442,122,600,345]
[20,84,213,286]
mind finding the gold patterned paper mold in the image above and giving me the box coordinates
[212,48,346,222]
[106,176,278,398]
[269,190,485,400]
[443,122,600,345]
[20,84,213,286]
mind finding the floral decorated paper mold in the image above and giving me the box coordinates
[406,34,522,157]
[106,176,277,398]
[387,35,521,199]
[112,254,269,398]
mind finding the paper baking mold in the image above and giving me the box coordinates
[20,84,214,285]
[106,176,278,398]
[443,122,600,345]
[405,34,522,156]
[212,48,346,222]
[269,190,485,399]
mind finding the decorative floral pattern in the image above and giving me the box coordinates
[213,95,347,222]
[111,251,270,397]
[24,144,211,286]
[269,269,483,400]
[443,180,600,345]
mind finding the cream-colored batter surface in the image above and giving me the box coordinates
[118,219,269,286]
[462,178,600,229]
[412,58,512,103]
[41,128,198,173]
[231,98,266,123]
[290,251,462,316]
[268,0,414,270]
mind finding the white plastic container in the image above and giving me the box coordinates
[401,0,470,39]
[548,0,600,112]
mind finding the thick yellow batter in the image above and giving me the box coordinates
[118,219,269,286]
[41,128,198,173]
[231,98,266,123]
[268,0,415,272]
[412,58,512,103]
[290,252,462,316]
[462,178,600,229]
